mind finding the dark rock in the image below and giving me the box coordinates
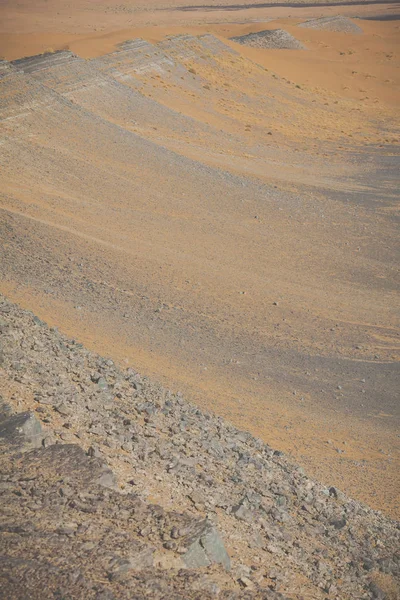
[232,503,254,523]
[329,486,338,499]
[0,399,13,420]
[329,518,347,530]
[181,520,230,571]
[369,582,386,599]
[0,412,43,452]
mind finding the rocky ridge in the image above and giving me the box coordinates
[231,30,305,50]
[9,49,228,151]
[0,294,399,599]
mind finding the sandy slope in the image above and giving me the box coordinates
[0,2,399,518]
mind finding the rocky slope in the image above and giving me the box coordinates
[0,294,399,599]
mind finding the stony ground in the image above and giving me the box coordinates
[0,294,399,599]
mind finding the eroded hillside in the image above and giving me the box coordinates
[0,20,399,521]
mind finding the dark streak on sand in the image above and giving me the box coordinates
[168,0,400,12]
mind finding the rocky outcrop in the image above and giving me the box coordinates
[9,49,207,144]
[12,50,78,74]
[0,294,399,599]
[298,16,363,34]
[93,38,181,79]
[231,30,305,50]
[159,34,237,65]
